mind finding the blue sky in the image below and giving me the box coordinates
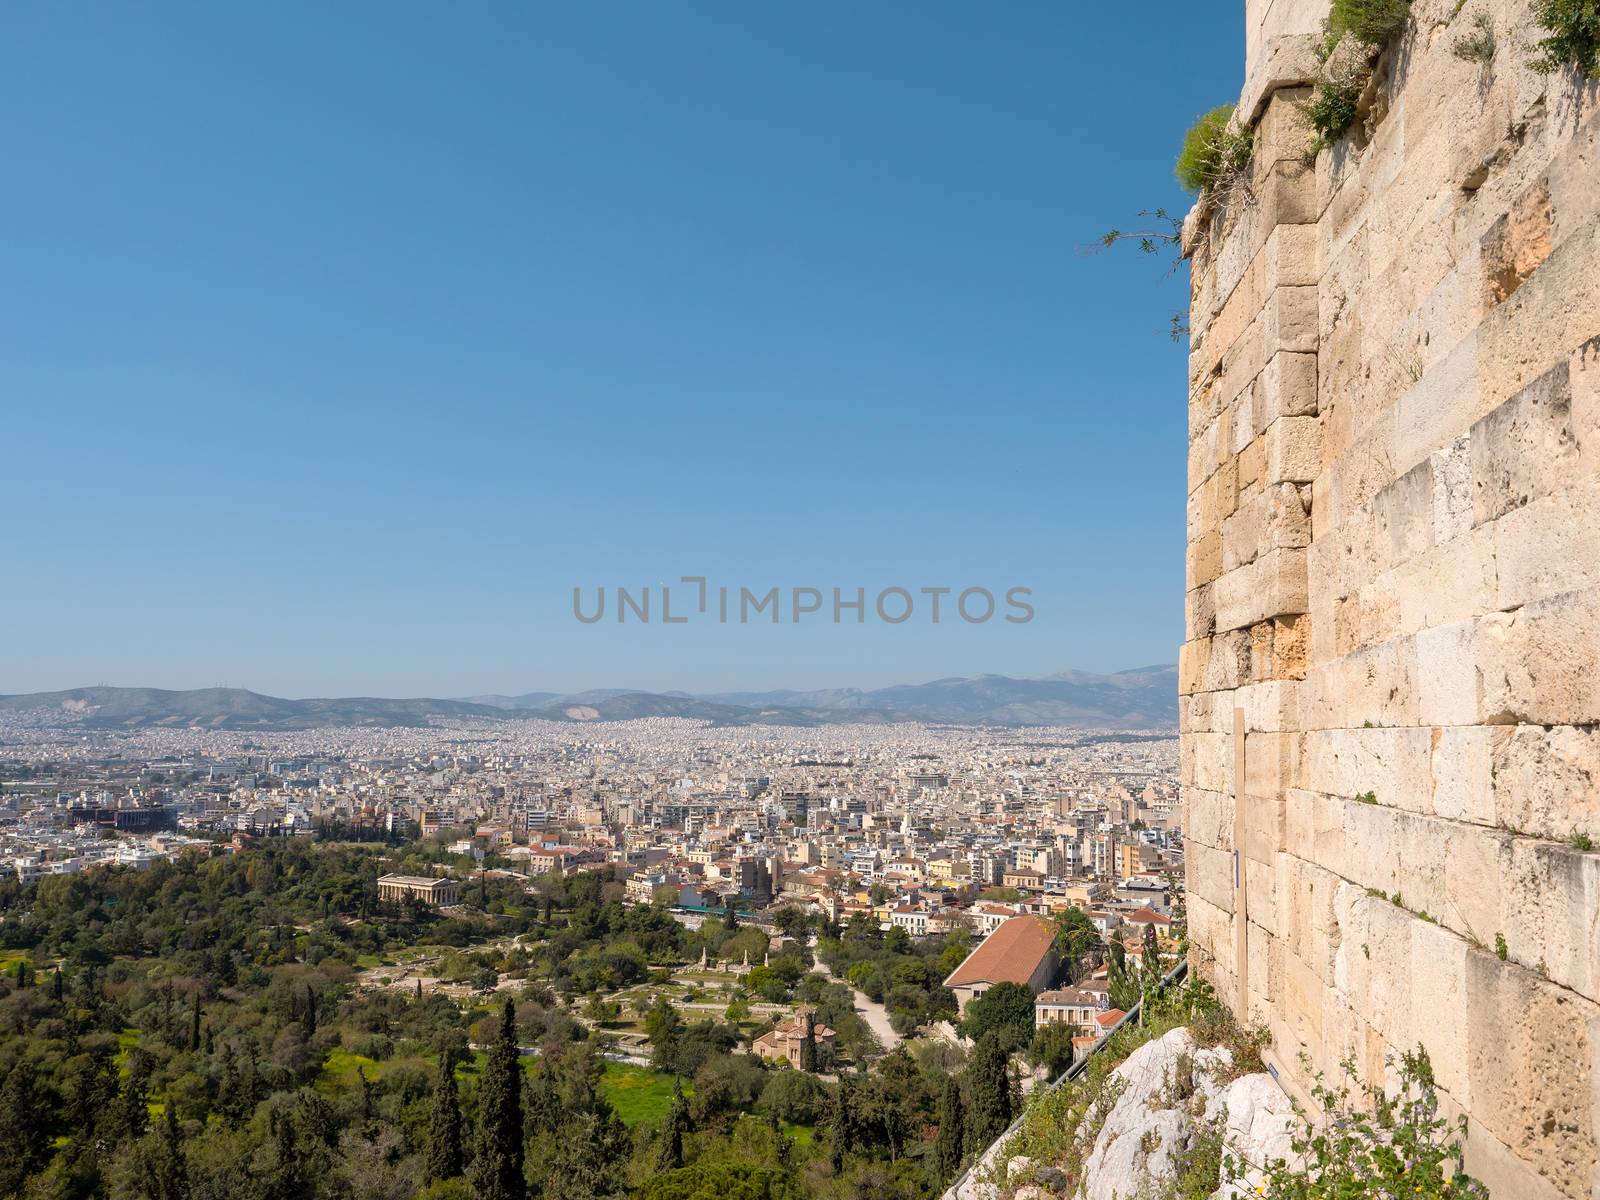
[2,3,1237,697]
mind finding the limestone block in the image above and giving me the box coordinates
[1391,522,1499,635]
[1490,724,1600,845]
[1304,726,1432,815]
[1205,629,1254,693]
[1214,546,1309,631]
[1478,214,1600,414]
[1255,351,1319,433]
[1371,454,1438,567]
[1189,731,1235,794]
[1234,678,1301,732]
[1263,285,1319,356]
[1244,731,1302,802]
[1470,357,1576,526]
[1179,637,1211,696]
[1415,620,1480,726]
[1186,580,1217,641]
[1188,528,1223,590]
[1429,432,1475,545]
[1501,838,1600,1006]
[1237,434,1265,493]
[1481,589,1600,726]
[1429,725,1496,827]
[1406,916,1473,1102]
[1184,786,1234,850]
[1481,174,1553,306]
[1391,301,1481,478]
[1189,839,1238,913]
[1494,476,1600,611]
[1463,953,1600,1199]
[1264,414,1322,485]
[1223,481,1311,572]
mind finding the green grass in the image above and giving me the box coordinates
[599,1062,691,1126]
[780,1121,813,1146]
[319,1049,384,1092]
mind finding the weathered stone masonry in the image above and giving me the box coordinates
[1181,2,1600,1196]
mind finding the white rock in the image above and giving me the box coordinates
[1206,1072,1300,1199]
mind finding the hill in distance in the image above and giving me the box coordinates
[0,666,1177,731]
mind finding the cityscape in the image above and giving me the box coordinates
[5,0,1599,1197]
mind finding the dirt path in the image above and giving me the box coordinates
[813,949,901,1052]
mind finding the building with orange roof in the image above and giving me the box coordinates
[942,913,1060,1013]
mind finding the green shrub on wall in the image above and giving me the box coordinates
[1175,105,1253,193]
[1327,0,1413,46]
[1529,0,1600,76]
[1301,0,1413,158]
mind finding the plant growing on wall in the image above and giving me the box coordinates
[1226,1048,1490,1199]
[1175,105,1254,195]
[1302,0,1414,156]
[1326,0,1413,47]
[1528,0,1600,76]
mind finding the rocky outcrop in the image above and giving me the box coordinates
[944,1027,1297,1200]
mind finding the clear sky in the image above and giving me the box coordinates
[2,3,1239,698]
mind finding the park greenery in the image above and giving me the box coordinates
[0,840,1073,1200]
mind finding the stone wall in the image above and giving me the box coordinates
[1181,2,1600,1195]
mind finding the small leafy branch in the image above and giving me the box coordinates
[1225,1048,1490,1199]
[1094,208,1189,341]
[1099,207,1183,257]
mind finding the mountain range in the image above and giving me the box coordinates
[0,665,1177,732]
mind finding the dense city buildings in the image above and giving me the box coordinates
[0,713,1180,991]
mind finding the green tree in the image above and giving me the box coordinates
[963,1033,1011,1156]
[264,1106,307,1200]
[958,981,1036,1050]
[426,1056,464,1182]
[472,998,526,1200]
[118,1048,153,1140]
[1029,1022,1077,1080]
[1054,907,1099,980]
[657,1079,690,1171]
[934,1074,964,1179]
[0,1061,48,1195]
[825,1077,856,1170]
[137,1105,190,1200]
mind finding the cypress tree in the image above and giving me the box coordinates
[425,1056,464,1182]
[53,965,64,1003]
[934,1074,965,1179]
[144,1104,189,1200]
[119,1050,152,1140]
[964,1033,1011,1157]
[188,993,201,1052]
[657,1079,689,1171]
[0,1061,47,1195]
[264,1104,304,1200]
[825,1077,854,1170]
[472,998,526,1200]
[301,984,317,1040]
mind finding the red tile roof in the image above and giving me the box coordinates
[943,915,1057,988]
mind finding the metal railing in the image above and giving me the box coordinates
[940,958,1190,1199]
